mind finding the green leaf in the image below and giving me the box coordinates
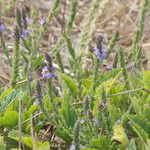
[37,141,50,150]
[90,136,109,149]
[23,105,38,120]
[8,130,50,149]
[112,124,129,147]
[0,88,14,100]
[0,111,18,128]
[82,77,92,96]
[33,55,43,69]
[126,139,137,150]
[59,93,77,127]
[128,116,149,143]
[0,136,6,150]
[95,71,122,97]
[143,71,150,89]
[0,89,18,113]
[59,73,78,97]
[55,128,72,144]
[9,130,32,148]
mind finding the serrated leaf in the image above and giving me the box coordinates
[59,93,77,127]
[90,136,109,149]
[128,116,148,143]
[0,88,13,100]
[0,111,18,128]
[59,73,78,97]
[112,124,129,146]
[55,128,72,144]
[0,89,18,113]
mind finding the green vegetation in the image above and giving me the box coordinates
[0,0,149,149]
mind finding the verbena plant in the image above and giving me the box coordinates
[0,0,150,149]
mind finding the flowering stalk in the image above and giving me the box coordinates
[51,0,78,73]
[28,6,38,70]
[21,7,28,30]
[11,25,20,87]
[92,58,101,94]
[73,120,80,150]
[16,7,22,33]
[44,53,66,126]
[100,88,111,136]
[35,81,53,123]
[106,31,119,59]
[66,0,78,33]
[126,0,148,63]
[92,35,106,94]
[79,0,100,53]
[56,51,64,72]
[135,45,142,71]
[38,0,60,42]
[112,52,118,68]
[118,48,130,89]
[63,32,82,80]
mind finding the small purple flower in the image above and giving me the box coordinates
[98,101,106,109]
[79,119,85,124]
[21,29,30,38]
[105,64,112,70]
[0,24,5,31]
[26,17,32,24]
[39,19,46,26]
[70,144,75,150]
[93,119,99,125]
[93,45,106,61]
[42,72,56,79]
[33,99,40,105]
[42,66,57,79]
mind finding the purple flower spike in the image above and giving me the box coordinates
[70,144,75,150]
[42,72,54,79]
[42,66,57,79]
[0,24,5,31]
[98,101,106,109]
[21,29,30,38]
[33,99,40,105]
[42,66,49,72]
[93,45,106,61]
[39,19,46,26]
[93,119,99,125]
